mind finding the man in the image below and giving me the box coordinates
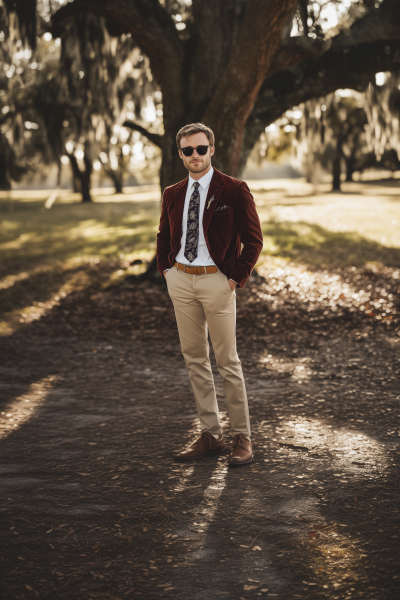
[157,123,263,466]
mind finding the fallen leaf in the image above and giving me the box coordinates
[243,585,260,590]
[46,528,53,534]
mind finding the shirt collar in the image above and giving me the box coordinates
[188,167,214,191]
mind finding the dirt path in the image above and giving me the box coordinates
[1,263,400,600]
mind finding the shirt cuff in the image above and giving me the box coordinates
[229,279,237,284]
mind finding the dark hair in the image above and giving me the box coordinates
[176,122,215,149]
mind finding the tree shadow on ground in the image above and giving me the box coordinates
[0,257,399,599]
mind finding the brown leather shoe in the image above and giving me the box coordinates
[174,431,226,461]
[228,434,253,466]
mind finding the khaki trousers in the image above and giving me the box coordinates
[165,266,250,438]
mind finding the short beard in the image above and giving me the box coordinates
[186,156,212,175]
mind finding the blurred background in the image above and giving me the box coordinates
[1,4,400,598]
[0,0,399,335]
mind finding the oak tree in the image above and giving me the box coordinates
[4,1,400,190]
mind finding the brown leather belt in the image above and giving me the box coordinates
[174,261,218,275]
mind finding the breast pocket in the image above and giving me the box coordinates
[209,206,234,242]
[213,206,233,216]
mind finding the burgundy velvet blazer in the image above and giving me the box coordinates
[156,168,263,288]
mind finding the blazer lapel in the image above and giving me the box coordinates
[174,177,188,229]
[202,169,224,235]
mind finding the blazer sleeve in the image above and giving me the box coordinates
[229,181,263,288]
[156,190,172,277]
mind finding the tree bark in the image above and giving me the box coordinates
[202,0,298,176]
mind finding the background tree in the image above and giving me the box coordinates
[48,11,157,201]
[254,87,399,188]
[4,1,400,192]
[294,93,368,190]
[0,4,57,189]
[365,71,400,163]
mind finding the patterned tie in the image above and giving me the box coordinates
[184,181,200,263]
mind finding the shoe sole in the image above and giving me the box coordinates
[174,448,225,462]
[228,454,254,467]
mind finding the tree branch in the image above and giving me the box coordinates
[123,121,164,149]
[240,0,400,172]
[269,36,323,75]
[52,0,185,120]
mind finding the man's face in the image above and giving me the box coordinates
[179,132,215,175]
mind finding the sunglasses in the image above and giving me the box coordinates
[180,144,211,157]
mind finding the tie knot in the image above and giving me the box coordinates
[193,181,199,189]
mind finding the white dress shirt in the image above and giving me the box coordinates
[174,167,216,267]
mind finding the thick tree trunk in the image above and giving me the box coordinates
[202,0,297,176]
[160,135,187,190]
[332,156,341,192]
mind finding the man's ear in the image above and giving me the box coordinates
[210,146,215,156]
[178,150,183,160]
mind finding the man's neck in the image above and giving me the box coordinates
[188,163,212,181]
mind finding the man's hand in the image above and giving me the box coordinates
[229,279,237,291]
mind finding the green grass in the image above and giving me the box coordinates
[252,178,400,268]
[0,195,161,268]
[260,219,400,268]
[1,178,399,334]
